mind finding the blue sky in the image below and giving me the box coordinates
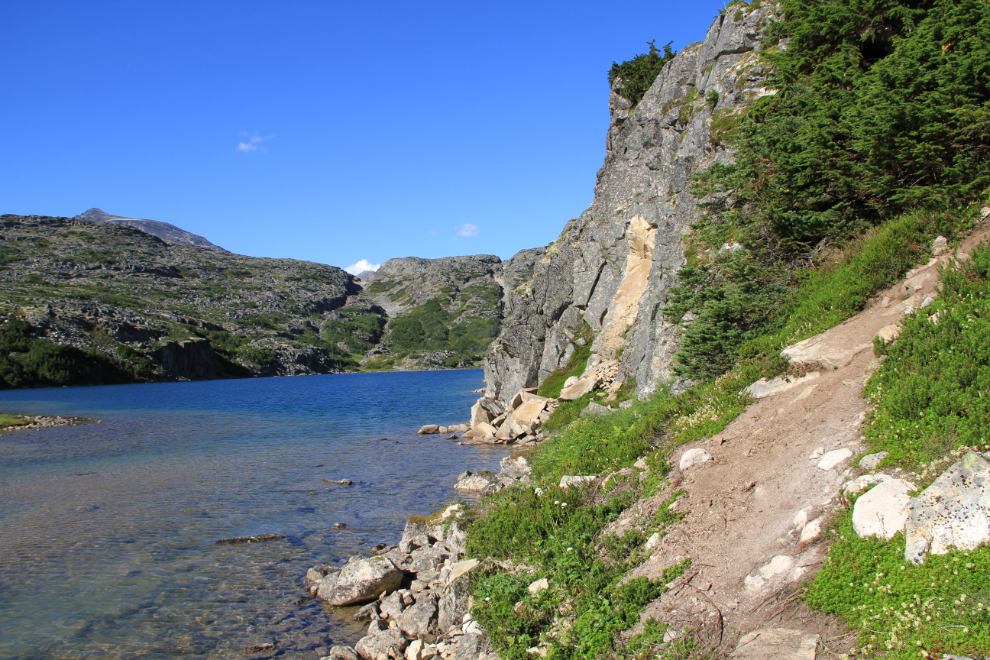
[2,1,731,273]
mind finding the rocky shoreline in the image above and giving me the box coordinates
[307,453,532,660]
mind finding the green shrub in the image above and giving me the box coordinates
[807,511,990,658]
[608,40,676,107]
[862,240,990,469]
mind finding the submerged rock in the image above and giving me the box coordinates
[215,533,285,545]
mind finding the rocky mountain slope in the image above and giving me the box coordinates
[75,208,228,251]
[484,5,777,403]
[0,214,542,386]
[363,251,543,370]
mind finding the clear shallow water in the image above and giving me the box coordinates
[0,370,506,660]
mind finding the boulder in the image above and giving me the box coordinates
[852,478,916,541]
[448,423,469,433]
[497,454,532,486]
[511,399,548,427]
[508,388,540,410]
[559,377,598,401]
[354,627,407,660]
[399,506,467,556]
[474,422,497,440]
[317,556,404,606]
[932,235,948,255]
[905,452,990,564]
[580,401,613,417]
[817,448,853,471]
[379,590,405,620]
[495,415,526,441]
[679,448,713,470]
[438,560,480,634]
[470,399,491,429]
[398,593,438,639]
[409,545,444,574]
[454,471,500,492]
[418,425,440,435]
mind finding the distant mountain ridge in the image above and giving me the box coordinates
[74,208,228,252]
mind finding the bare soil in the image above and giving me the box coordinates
[617,224,990,658]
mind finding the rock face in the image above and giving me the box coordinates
[484,6,778,403]
[905,452,990,564]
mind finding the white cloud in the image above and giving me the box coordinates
[345,259,381,275]
[455,223,479,237]
[237,132,275,153]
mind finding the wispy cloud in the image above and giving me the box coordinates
[345,259,381,275]
[237,132,275,153]
[455,223,479,237]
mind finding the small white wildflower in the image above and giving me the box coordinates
[561,502,567,507]
[566,547,573,552]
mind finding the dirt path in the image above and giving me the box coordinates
[621,224,990,658]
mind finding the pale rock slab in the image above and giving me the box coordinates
[852,478,916,540]
[730,628,819,659]
[680,448,713,470]
[559,377,599,401]
[932,235,948,255]
[745,372,820,399]
[817,448,853,471]
[905,452,990,564]
[782,334,872,369]
[512,399,548,428]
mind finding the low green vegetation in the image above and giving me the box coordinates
[385,298,499,367]
[0,413,28,427]
[0,319,144,389]
[862,240,990,470]
[807,512,990,658]
[537,324,594,399]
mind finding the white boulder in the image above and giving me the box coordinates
[680,448,713,470]
[852,478,916,540]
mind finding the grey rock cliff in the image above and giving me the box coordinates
[485,7,777,402]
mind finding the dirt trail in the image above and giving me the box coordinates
[620,225,990,658]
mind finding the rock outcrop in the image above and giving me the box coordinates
[484,6,778,403]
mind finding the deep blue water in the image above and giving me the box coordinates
[0,370,505,659]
